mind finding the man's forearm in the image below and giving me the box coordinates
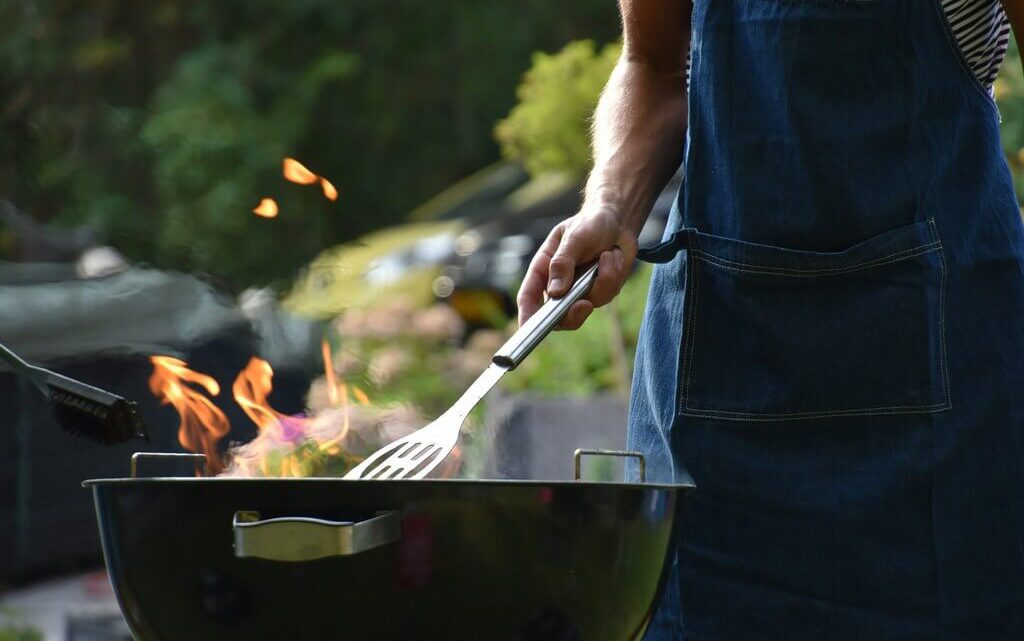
[584,57,688,235]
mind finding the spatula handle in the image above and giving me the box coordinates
[493,262,599,370]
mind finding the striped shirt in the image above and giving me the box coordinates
[941,0,1011,89]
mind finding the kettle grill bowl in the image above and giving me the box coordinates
[85,477,687,641]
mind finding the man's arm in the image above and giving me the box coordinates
[517,0,691,329]
[1002,1,1024,71]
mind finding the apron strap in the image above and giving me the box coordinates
[636,229,690,264]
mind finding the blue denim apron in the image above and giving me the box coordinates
[628,1,1024,639]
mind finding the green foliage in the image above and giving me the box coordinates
[996,37,1024,203]
[0,1,619,289]
[0,610,42,641]
[0,627,41,641]
[496,40,621,179]
[326,263,653,410]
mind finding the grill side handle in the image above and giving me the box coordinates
[233,511,400,561]
[574,448,646,483]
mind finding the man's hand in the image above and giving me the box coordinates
[515,0,691,331]
[517,205,639,330]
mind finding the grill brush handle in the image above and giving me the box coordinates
[493,262,599,370]
[233,511,400,561]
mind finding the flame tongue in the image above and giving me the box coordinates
[232,357,289,432]
[252,198,279,218]
[320,177,338,201]
[148,356,230,474]
[283,158,319,185]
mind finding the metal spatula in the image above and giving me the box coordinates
[345,263,599,480]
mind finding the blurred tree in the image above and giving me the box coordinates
[0,0,619,289]
[495,40,621,179]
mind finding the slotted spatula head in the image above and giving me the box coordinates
[343,416,460,480]
[344,362,508,480]
[344,263,599,481]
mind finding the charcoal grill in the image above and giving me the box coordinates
[85,450,691,641]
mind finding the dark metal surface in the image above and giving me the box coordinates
[85,477,690,641]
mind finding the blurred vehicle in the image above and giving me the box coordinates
[284,163,529,319]
[436,170,683,326]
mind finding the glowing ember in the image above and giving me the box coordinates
[282,157,319,185]
[320,177,338,201]
[148,356,230,474]
[252,198,279,218]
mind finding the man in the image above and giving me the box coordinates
[518,1,1024,639]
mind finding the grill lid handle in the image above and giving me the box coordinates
[233,510,400,561]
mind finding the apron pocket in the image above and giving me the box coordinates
[679,219,950,421]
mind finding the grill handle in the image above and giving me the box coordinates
[233,510,400,561]
[574,448,646,483]
[493,262,599,370]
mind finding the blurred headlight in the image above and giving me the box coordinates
[455,231,482,257]
[498,234,533,255]
[432,275,455,298]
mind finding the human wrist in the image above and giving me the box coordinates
[582,178,649,238]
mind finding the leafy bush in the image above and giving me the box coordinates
[496,40,621,179]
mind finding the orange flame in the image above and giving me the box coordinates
[282,157,338,202]
[316,340,356,451]
[232,357,289,432]
[320,177,338,201]
[149,350,392,478]
[252,198,279,218]
[148,356,229,474]
[283,157,319,185]
[321,340,340,406]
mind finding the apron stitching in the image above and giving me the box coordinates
[679,256,701,416]
[680,402,952,421]
[687,242,941,276]
[929,219,953,410]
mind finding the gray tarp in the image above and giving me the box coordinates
[0,263,248,362]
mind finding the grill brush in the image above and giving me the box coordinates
[0,341,148,445]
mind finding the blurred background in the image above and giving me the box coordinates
[2,3,1024,639]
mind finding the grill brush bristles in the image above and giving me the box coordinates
[1,342,148,445]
